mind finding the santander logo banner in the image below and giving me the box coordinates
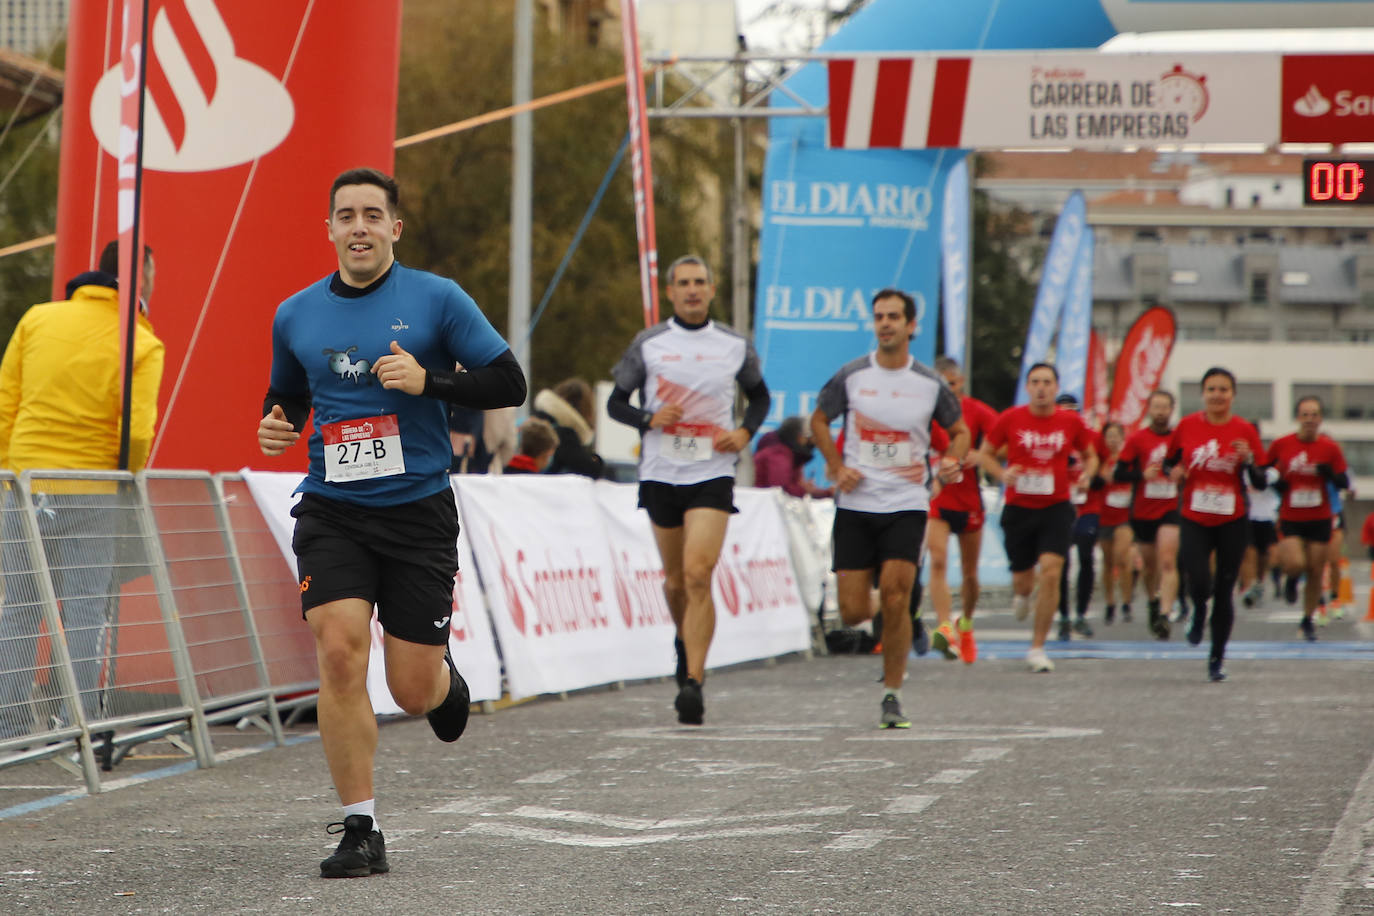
[1281,55,1374,145]
[1108,306,1176,433]
[55,0,402,473]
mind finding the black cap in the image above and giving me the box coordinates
[1055,394,1080,408]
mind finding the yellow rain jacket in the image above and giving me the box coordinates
[0,284,166,475]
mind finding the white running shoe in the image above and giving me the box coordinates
[1026,647,1054,673]
[1012,594,1032,621]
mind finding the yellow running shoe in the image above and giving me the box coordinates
[930,622,962,661]
[957,616,977,664]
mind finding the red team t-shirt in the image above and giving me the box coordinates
[1167,413,1266,526]
[1117,426,1179,521]
[986,405,1097,509]
[1098,449,1135,527]
[1070,429,1109,515]
[1267,433,1347,522]
[931,395,997,515]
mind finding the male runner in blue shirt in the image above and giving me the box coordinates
[257,168,525,878]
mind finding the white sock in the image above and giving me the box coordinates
[882,687,901,703]
[343,799,378,833]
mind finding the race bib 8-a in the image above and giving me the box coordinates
[659,423,715,462]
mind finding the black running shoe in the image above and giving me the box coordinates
[1120,603,1132,623]
[1284,576,1300,605]
[1104,604,1115,625]
[427,650,470,743]
[673,636,687,689]
[1073,617,1094,638]
[1300,616,1317,642]
[1057,618,1072,642]
[879,694,910,729]
[321,815,389,878]
[1147,598,1161,632]
[1207,659,1227,682]
[1186,617,1204,646]
[911,615,930,657]
[675,678,704,725]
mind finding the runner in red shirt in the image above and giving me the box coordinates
[1267,396,1349,641]
[1096,422,1138,626]
[925,356,1000,664]
[1163,367,1267,682]
[1114,390,1182,640]
[979,363,1098,673]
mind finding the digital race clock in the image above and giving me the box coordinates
[1302,158,1374,206]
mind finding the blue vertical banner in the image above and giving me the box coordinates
[1056,227,1094,404]
[1014,190,1086,404]
[941,155,971,365]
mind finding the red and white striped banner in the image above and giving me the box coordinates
[620,0,660,327]
[827,51,1374,151]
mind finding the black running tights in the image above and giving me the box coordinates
[1179,517,1248,662]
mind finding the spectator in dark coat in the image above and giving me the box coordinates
[531,377,606,478]
[753,415,832,498]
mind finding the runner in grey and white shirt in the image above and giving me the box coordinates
[607,255,770,726]
[811,288,967,729]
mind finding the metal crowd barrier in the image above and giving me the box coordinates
[0,470,320,793]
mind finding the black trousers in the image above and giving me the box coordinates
[1179,517,1249,662]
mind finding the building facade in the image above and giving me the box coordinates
[0,0,65,55]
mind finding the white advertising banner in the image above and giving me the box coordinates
[456,475,674,699]
[237,471,504,707]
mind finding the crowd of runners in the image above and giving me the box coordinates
[255,167,1356,878]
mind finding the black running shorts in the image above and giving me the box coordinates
[1129,510,1181,544]
[638,477,737,529]
[832,508,927,572]
[1249,519,1278,552]
[1279,517,1333,544]
[1000,501,1075,573]
[291,488,459,646]
[931,506,983,535]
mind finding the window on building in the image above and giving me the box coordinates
[1342,385,1374,420]
[1281,271,1310,286]
[1340,441,1374,478]
[1250,273,1270,304]
[1178,324,1216,341]
[1233,381,1273,421]
[1171,269,1199,285]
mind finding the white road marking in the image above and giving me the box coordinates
[516,769,579,784]
[963,747,1011,763]
[882,795,938,815]
[609,725,830,742]
[461,822,820,848]
[430,796,512,815]
[926,769,978,784]
[824,829,900,851]
[506,804,851,831]
[1296,739,1374,915]
[610,724,1099,743]
[587,747,641,759]
[847,725,1101,742]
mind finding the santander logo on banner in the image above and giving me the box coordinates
[90,0,294,171]
[1109,306,1176,432]
[1281,55,1374,145]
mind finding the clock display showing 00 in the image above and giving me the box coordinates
[1303,158,1374,206]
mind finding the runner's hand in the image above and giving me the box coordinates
[649,404,684,429]
[372,340,426,395]
[827,461,863,493]
[937,456,961,484]
[1003,464,1023,487]
[258,404,298,456]
[1231,439,1252,465]
[1168,465,1185,484]
[713,428,750,453]
[1143,463,1161,480]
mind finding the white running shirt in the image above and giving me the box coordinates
[611,319,764,486]
[815,353,962,513]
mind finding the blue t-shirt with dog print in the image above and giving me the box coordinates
[268,262,509,506]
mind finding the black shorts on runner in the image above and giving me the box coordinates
[1279,517,1333,544]
[1097,522,1124,542]
[1000,501,1075,573]
[1249,519,1278,552]
[930,506,983,535]
[1130,510,1182,544]
[832,508,927,572]
[291,488,459,646]
[638,477,738,529]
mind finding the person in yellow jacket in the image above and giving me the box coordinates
[0,242,164,740]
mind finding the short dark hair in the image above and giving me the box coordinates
[330,167,399,216]
[1103,421,1125,438]
[1027,361,1059,382]
[1200,367,1236,390]
[1294,395,1324,417]
[517,417,558,458]
[934,356,960,375]
[666,254,712,285]
[553,377,594,425]
[98,240,154,276]
[1147,389,1175,408]
[872,288,915,323]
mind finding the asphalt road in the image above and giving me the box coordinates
[2,586,1372,915]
